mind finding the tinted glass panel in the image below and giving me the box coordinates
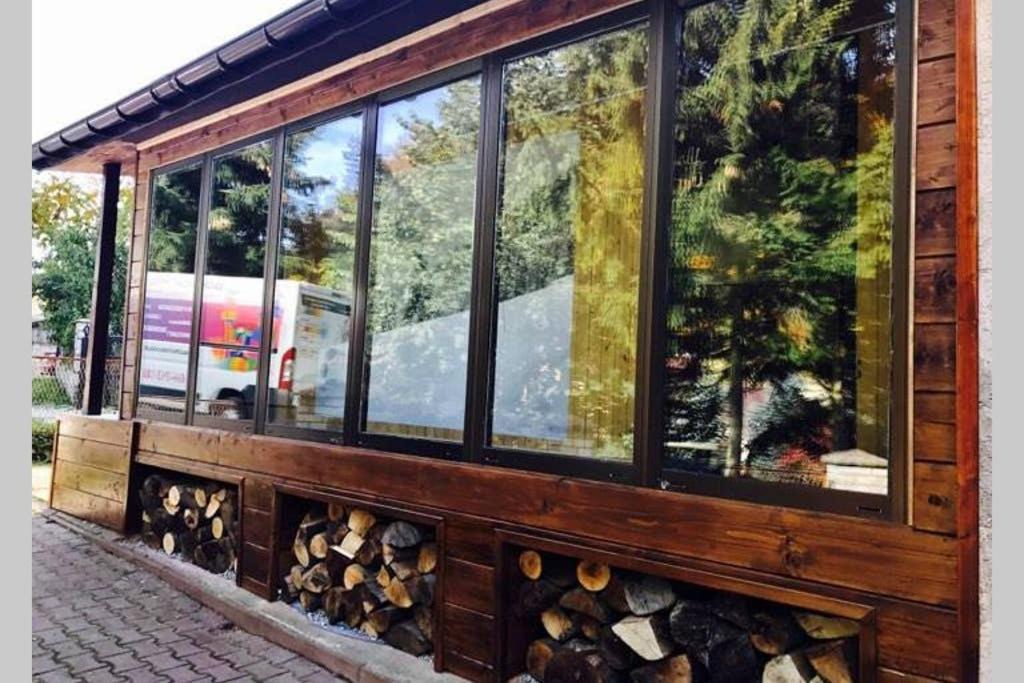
[266,114,363,431]
[663,0,896,494]
[362,76,481,441]
[138,164,202,418]
[489,24,649,460]
[194,140,273,423]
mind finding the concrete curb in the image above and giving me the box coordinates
[40,508,466,683]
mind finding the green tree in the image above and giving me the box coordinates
[32,176,132,353]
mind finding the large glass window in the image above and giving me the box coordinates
[266,114,364,432]
[488,24,649,461]
[662,0,897,495]
[194,140,274,423]
[362,76,482,442]
[137,164,203,418]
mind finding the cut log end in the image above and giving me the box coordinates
[577,560,612,592]
[519,549,543,580]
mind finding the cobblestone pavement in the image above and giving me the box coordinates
[32,513,345,682]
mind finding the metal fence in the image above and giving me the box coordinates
[32,356,121,420]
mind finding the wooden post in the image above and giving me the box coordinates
[82,162,121,415]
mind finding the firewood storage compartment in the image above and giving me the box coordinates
[128,463,242,582]
[497,530,876,683]
[272,486,444,666]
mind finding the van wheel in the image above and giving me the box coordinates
[220,398,244,420]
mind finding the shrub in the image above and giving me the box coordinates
[32,376,70,406]
[32,420,56,463]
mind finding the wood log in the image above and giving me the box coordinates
[580,617,603,641]
[213,488,228,502]
[162,498,180,516]
[629,654,696,683]
[298,590,321,612]
[366,605,408,633]
[623,576,676,616]
[544,648,617,683]
[289,565,305,590]
[309,532,330,560]
[383,544,417,566]
[750,609,804,656]
[377,565,393,588]
[148,508,180,536]
[708,594,751,630]
[337,531,365,560]
[363,579,387,606]
[195,539,234,574]
[390,560,419,582]
[195,526,214,544]
[300,562,332,594]
[162,532,176,555]
[281,576,300,604]
[384,578,413,608]
[211,516,225,540]
[384,620,431,656]
[519,550,543,579]
[343,564,371,590]
[542,606,580,642]
[141,474,169,501]
[166,485,196,509]
[763,652,817,683]
[323,587,362,626]
[360,621,380,639]
[325,521,348,545]
[611,615,674,662]
[526,638,560,682]
[140,530,162,550]
[355,538,381,566]
[182,508,200,530]
[707,636,758,683]
[515,578,563,617]
[218,495,237,526]
[404,574,435,605]
[417,542,438,574]
[601,575,632,613]
[668,600,743,667]
[413,604,433,641]
[577,560,612,592]
[598,625,635,671]
[563,637,598,654]
[793,612,859,640]
[381,520,421,548]
[804,640,854,683]
[560,588,613,623]
[193,486,208,509]
[347,509,376,537]
[177,531,197,562]
[327,501,345,522]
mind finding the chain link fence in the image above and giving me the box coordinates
[32,356,121,421]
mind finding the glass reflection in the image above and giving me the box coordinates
[363,76,482,441]
[194,140,273,422]
[266,114,363,431]
[489,23,649,460]
[663,0,897,495]
[137,164,202,418]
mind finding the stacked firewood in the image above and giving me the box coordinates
[280,502,435,657]
[517,550,858,683]
[138,474,238,574]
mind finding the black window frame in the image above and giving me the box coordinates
[134,0,913,521]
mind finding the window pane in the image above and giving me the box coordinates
[363,76,481,441]
[489,24,649,460]
[138,164,202,417]
[663,0,897,495]
[194,141,273,422]
[266,114,362,431]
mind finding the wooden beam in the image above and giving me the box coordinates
[81,162,121,415]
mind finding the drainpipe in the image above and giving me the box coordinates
[82,162,121,415]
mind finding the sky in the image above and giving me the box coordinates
[32,0,297,142]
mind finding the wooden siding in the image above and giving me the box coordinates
[49,416,133,532]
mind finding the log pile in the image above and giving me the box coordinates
[517,549,859,683]
[138,474,238,575]
[279,501,435,657]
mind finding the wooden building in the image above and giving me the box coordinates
[34,0,981,680]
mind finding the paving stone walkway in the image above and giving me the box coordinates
[32,512,345,682]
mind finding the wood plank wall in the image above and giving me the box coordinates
[97,0,980,680]
[49,416,133,532]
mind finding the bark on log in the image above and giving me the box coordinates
[298,590,322,612]
[527,638,559,682]
[385,620,431,656]
[381,520,422,549]
[323,587,362,626]
[560,588,613,623]
[515,579,563,617]
[793,612,859,640]
[629,654,696,683]
[367,605,408,633]
[544,648,617,683]
[347,509,376,537]
[355,538,381,566]
[300,562,332,594]
[577,560,612,592]
[598,625,635,671]
[622,576,676,616]
[763,652,817,683]
[750,610,804,656]
[804,640,854,683]
[383,544,417,566]
[414,604,433,641]
[707,635,758,683]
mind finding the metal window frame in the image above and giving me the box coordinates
[652,0,914,521]
[132,0,915,521]
[188,132,279,435]
[350,61,485,461]
[134,156,205,425]
[261,103,366,444]
[470,3,651,485]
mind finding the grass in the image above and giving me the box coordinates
[32,376,70,405]
[32,420,56,463]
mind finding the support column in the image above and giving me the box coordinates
[82,162,121,415]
